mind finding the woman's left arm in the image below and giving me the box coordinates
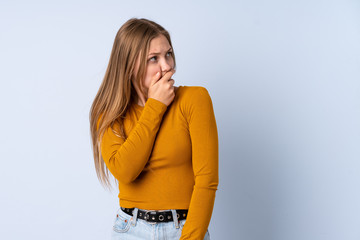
[180,87,219,240]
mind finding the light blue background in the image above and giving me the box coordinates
[0,0,359,239]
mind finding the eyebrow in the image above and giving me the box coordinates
[148,47,173,56]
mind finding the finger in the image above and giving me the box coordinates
[161,70,175,82]
[169,79,175,85]
[150,72,161,86]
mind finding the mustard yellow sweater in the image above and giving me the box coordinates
[100,86,219,239]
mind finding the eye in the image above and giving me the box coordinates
[149,56,157,62]
[148,51,173,62]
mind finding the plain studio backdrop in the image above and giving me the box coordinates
[0,0,359,239]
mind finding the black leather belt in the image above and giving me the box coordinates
[121,207,188,223]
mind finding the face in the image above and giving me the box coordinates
[133,34,175,95]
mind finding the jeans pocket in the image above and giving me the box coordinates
[113,210,132,233]
[179,219,186,229]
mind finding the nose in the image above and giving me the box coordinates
[161,59,173,75]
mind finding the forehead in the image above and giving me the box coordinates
[149,34,170,51]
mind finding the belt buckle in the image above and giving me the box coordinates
[143,210,152,222]
[143,210,158,225]
[142,210,168,223]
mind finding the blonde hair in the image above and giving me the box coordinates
[89,18,177,191]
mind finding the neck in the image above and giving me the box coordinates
[135,94,147,107]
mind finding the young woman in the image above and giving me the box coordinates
[89,18,219,240]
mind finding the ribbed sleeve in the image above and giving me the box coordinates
[180,87,219,240]
[100,98,168,184]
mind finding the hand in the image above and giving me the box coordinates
[147,69,176,107]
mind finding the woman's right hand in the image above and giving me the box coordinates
[147,69,176,107]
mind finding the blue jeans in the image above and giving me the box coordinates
[111,207,211,240]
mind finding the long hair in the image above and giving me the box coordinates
[89,18,177,191]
